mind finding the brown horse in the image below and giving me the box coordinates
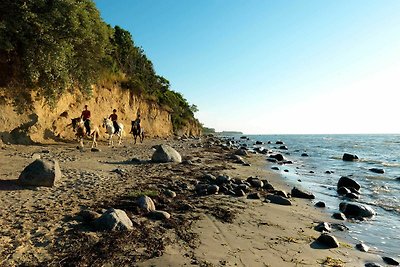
[130,120,144,144]
[71,117,99,148]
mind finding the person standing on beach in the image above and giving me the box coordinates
[80,105,91,135]
[109,109,120,134]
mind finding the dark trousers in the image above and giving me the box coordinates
[84,119,90,134]
[112,121,119,133]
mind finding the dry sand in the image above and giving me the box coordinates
[0,136,381,266]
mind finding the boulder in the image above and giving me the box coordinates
[149,210,171,220]
[151,144,182,163]
[342,153,359,161]
[369,168,385,174]
[339,202,375,218]
[270,154,284,161]
[18,159,61,187]
[316,233,339,248]
[315,201,326,208]
[265,195,292,205]
[355,243,369,252]
[337,176,361,191]
[291,187,315,199]
[137,195,156,212]
[332,212,346,220]
[93,208,133,231]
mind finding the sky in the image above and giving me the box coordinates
[94,0,400,134]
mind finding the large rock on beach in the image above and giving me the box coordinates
[291,187,315,199]
[339,202,375,218]
[18,159,61,187]
[382,257,399,266]
[151,144,182,163]
[93,208,133,231]
[342,153,359,161]
[316,233,339,248]
[265,195,292,205]
[137,195,156,212]
[337,176,361,191]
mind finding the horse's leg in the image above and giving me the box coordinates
[109,134,113,146]
[118,133,122,145]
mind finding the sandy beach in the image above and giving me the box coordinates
[0,136,381,266]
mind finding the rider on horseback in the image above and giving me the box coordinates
[81,105,91,136]
[130,114,141,133]
[109,109,120,134]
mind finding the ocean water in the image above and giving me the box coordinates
[228,134,400,258]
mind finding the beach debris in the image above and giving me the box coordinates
[314,222,331,232]
[291,187,315,199]
[18,159,61,187]
[339,202,376,218]
[337,176,361,191]
[355,243,370,252]
[382,256,399,266]
[342,153,359,161]
[93,208,133,231]
[151,144,182,163]
[316,233,339,248]
[265,195,292,205]
[148,210,171,220]
[332,212,347,220]
[369,168,385,174]
[315,201,326,208]
[137,195,156,212]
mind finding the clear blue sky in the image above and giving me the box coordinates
[94,0,400,134]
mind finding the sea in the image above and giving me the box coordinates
[224,134,400,258]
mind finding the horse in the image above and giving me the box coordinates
[102,117,124,146]
[70,117,99,148]
[130,120,145,144]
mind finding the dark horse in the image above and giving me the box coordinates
[130,120,144,144]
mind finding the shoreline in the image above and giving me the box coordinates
[0,136,386,266]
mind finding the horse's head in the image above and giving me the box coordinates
[102,117,109,128]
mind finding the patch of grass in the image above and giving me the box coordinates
[127,190,158,198]
[318,256,345,267]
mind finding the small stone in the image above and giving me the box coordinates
[355,243,369,252]
[207,185,219,195]
[369,168,384,174]
[136,196,156,212]
[91,148,101,152]
[314,222,331,232]
[93,208,133,231]
[332,212,346,220]
[315,201,326,208]
[149,210,171,220]
[301,153,309,157]
[291,187,315,199]
[271,167,279,170]
[265,195,292,206]
[163,189,176,198]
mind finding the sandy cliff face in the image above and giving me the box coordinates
[0,85,201,144]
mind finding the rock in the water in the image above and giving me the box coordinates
[342,153,359,161]
[151,144,182,163]
[314,222,331,232]
[339,202,375,218]
[337,176,361,191]
[355,243,369,252]
[265,195,292,205]
[337,186,351,195]
[270,154,284,161]
[18,159,61,187]
[332,212,347,220]
[276,140,284,145]
[315,201,326,208]
[267,158,277,163]
[93,208,133,231]
[382,257,399,266]
[271,166,280,171]
[291,187,315,199]
[149,210,171,220]
[137,195,156,212]
[301,153,309,157]
[163,189,176,198]
[369,168,385,174]
[316,233,339,248]
[279,145,288,150]
[255,141,263,145]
